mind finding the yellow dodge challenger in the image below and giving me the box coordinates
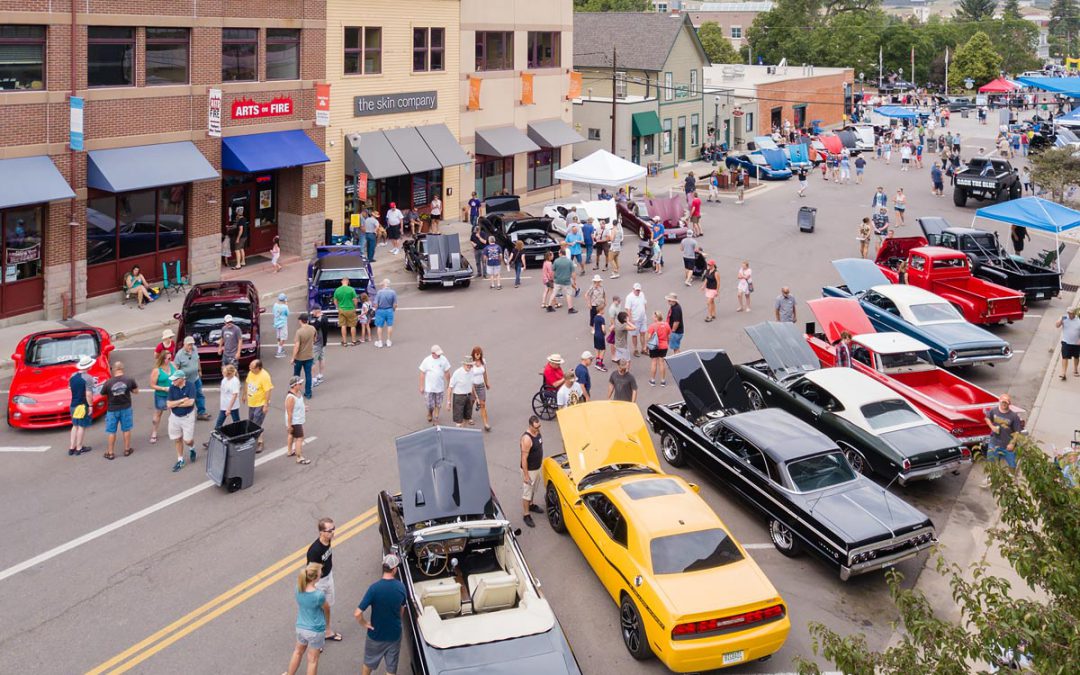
[542,401,790,673]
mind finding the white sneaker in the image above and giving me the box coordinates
[386,340,392,347]
[374,341,383,348]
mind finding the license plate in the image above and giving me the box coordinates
[442,280,454,287]
[927,470,944,480]
[722,650,744,665]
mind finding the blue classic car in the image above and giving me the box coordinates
[823,259,1013,368]
[307,245,375,327]
[725,152,793,180]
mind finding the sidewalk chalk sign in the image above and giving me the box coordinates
[208,88,223,137]
[315,84,330,127]
[69,96,83,151]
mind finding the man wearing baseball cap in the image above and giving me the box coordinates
[356,553,407,675]
[166,370,197,472]
[418,345,451,425]
[218,314,243,369]
[174,335,211,421]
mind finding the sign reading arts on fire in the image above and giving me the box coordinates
[231,96,294,120]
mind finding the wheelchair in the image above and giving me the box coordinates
[531,378,559,421]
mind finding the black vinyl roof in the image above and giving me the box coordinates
[721,408,838,463]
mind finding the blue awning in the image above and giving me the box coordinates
[1016,76,1080,97]
[0,156,75,209]
[88,142,218,192]
[975,197,1080,234]
[874,106,918,120]
[222,130,329,173]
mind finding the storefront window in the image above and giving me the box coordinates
[527,149,561,191]
[87,185,187,265]
[662,119,672,154]
[0,25,46,90]
[88,27,134,87]
[3,207,42,282]
[222,28,258,82]
[691,114,699,147]
[87,195,118,265]
[643,134,655,156]
[159,186,186,251]
[145,28,189,85]
[254,175,276,229]
[475,155,513,199]
[266,29,300,80]
[117,191,158,259]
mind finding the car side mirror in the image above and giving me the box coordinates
[103,344,115,356]
[687,482,701,494]
[573,498,583,509]
[173,313,181,320]
[11,352,21,362]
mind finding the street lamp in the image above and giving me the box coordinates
[713,95,721,166]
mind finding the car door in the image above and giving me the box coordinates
[579,492,634,604]
[783,378,828,426]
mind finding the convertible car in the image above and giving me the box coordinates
[617,197,690,242]
[725,153,792,180]
[307,245,375,327]
[543,401,789,672]
[377,426,581,675]
[645,350,937,581]
[541,200,618,236]
[403,233,473,290]
[173,281,263,378]
[805,298,1002,446]
[8,327,113,428]
[479,196,560,268]
[823,258,1013,368]
[737,322,970,483]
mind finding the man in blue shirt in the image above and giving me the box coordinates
[574,351,594,396]
[468,192,482,225]
[565,223,585,272]
[356,553,407,675]
[930,162,944,196]
[167,371,197,472]
[581,218,596,267]
[68,356,95,456]
[373,278,398,349]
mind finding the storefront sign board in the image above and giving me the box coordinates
[208,89,223,137]
[315,84,331,127]
[7,243,40,265]
[69,96,84,151]
[353,91,437,117]
[231,96,294,120]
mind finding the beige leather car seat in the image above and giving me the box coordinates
[468,572,518,613]
[418,580,461,617]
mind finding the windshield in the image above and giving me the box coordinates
[650,528,744,574]
[786,452,857,492]
[318,269,370,286]
[879,350,934,370]
[26,333,99,366]
[908,302,963,323]
[861,399,922,429]
[965,233,998,251]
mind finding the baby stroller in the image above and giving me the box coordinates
[691,251,707,279]
[636,240,655,273]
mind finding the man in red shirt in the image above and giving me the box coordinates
[688,191,703,237]
[542,354,565,390]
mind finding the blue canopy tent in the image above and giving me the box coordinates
[1054,107,1080,130]
[760,148,788,171]
[1016,77,1080,98]
[974,197,1080,270]
[873,105,919,120]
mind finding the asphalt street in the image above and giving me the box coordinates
[0,113,1071,675]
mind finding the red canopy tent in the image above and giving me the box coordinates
[978,77,1018,93]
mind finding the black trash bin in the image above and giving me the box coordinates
[798,206,817,233]
[206,420,263,492]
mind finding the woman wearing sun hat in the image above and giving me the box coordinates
[67,355,96,456]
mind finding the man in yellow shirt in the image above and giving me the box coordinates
[242,359,273,453]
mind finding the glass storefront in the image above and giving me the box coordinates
[223,171,278,257]
[344,169,443,225]
[526,149,560,191]
[0,205,43,317]
[474,155,513,199]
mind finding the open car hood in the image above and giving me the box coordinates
[760,148,788,171]
[832,258,891,295]
[395,427,492,526]
[788,143,810,165]
[807,298,876,343]
[836,130,858,148]
[418,233,468,273]
[556,401,662,487]
[666,350,750,419]
[916,217,949,245]
[744,322,820,379]
[818,134,844,155]
[753,135,779,150]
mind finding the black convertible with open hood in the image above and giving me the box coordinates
[377,427,581,675]
[646,350,937,581]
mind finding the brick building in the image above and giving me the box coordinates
[684,2,774,49]
[0,0,328,323]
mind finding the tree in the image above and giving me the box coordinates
[948,31,1002,90]
[1050,0,1080,58]
[796,434,1080,674]
[983,18,1042,75]
[1002,0,1022,20]
[955,0,997,21]
[573,0,650,10]
[1031,146,1080,200]
[698,22,743,64]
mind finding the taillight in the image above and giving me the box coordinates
[961,446,972,458]
[902,459,911,471]
[671,604,785,639]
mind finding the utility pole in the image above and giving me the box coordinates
[610,45,617,154]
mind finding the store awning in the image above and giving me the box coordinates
[87,142,218,192]
[0,156,75,209]
[527,119,585,148]
[222,130,329,173]
[383,127,441,174]
[631,111,662,137]
[349,131,408,180]
[417,124,471,167]
[475,125,539,157]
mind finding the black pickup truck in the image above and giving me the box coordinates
[953,158,1022,207]
[918,217,1062,301]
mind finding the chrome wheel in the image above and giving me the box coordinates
[744,384,766,410]
[545,483,566,534]
[660,432,685,467]
[619,596,652,660]
[769,519,801,558]
[844,447,867,475]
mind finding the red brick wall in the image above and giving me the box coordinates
[757,71,853,130]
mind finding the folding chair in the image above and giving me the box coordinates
[161,260,190,300]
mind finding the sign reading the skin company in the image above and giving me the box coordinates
[353,91,437,117]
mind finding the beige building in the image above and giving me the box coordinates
[460,0,580,207]
[573,13,713,169]
[684,2,774,48]
[325,0,468,234]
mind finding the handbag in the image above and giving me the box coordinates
[748,280,754,294]
[646,330,659,351]
[72,404,87,420]
[606,329,615,345]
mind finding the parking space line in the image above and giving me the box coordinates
[741,543,774,549]
[0,446,51,453]
[0,437,316,584]
[398,305,455,311]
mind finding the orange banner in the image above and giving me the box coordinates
[566,72,582,100]
[467,76,482,111]
[314,83,330,127]
[520,73,534,106]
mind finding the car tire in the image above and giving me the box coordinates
[619,594,654,661]
[659,431,686,467]
[953,188,967,208]
[545,482,567,534]
[769,519,802,558]
[1009,182,1021,200]
[743,383,766,410]
[461,279,471,289]
[842,444,869,475]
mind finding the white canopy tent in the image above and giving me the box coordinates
[554,149,647,188]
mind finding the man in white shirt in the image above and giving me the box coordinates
[446,358,475,427]
[385,203,404,255]
[418,345,451,425]
[623,283,648,356]
[555,371,588,408]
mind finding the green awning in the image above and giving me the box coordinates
[631,111,662,137]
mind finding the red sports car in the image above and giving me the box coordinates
[8,327,113,429]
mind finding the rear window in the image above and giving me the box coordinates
[786,452,856,492]
[861,399,921,430]
[650,528,743,575]
[27,333,99,366]
[932,257,967,269]
[908,302,962,323]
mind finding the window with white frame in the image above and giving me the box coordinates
[745,112,754,132]
[588,128,601,141]
[731,26,742,39]
[662,118,672,154]
[615,71,627,98]
[663,72,673,101]
[689,69,698,96]
[691,113,699,146]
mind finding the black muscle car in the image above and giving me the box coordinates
[377,426,581,675]
[479,195,560,268]
[645,350,937,580]
[737,322,970,484]
[403,233,473,290]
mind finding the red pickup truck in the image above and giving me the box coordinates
[805,298,1001,447]
[876,237,1025,325]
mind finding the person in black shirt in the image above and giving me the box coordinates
[666,293,685,354]
[520,417,544,528]
[306,518,342,641]
[102,361,138,459]
[309,307,330,387]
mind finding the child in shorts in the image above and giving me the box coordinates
[357,292,372,343]
[270,236,281,273]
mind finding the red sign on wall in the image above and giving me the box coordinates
[231,96,294,120]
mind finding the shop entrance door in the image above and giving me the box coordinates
[771,107,782,130]
[631,137,641,165]
[222,172,278,256]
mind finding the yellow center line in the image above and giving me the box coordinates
[86,507,379,675]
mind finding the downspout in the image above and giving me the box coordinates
[68,0,78,319]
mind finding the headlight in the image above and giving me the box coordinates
[948,350,958,362]
[12,395,37,405]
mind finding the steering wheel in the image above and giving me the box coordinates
[416,543,448,577]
